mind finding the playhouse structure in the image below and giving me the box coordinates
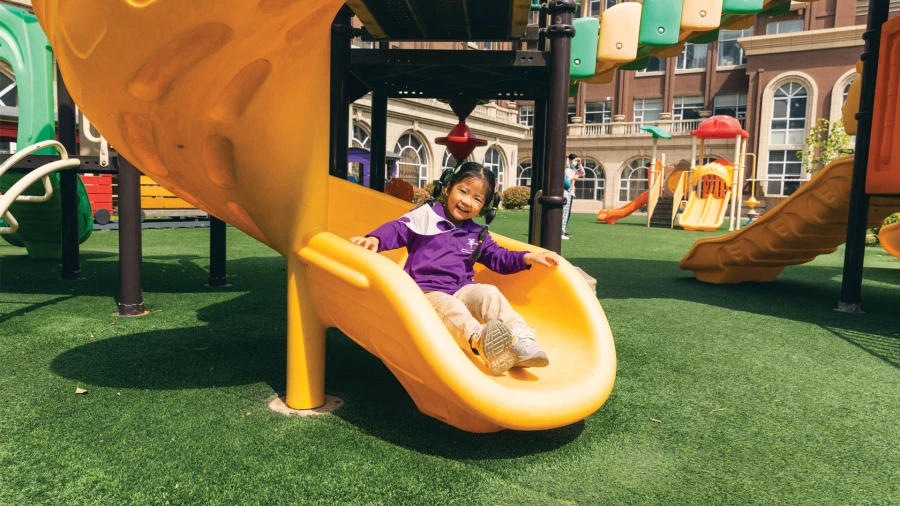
[9,0,899,432]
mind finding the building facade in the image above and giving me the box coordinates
[516,0,890,213]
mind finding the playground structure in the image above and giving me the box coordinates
[16,0,830,432]
[680,29,900,282]
[595,125,669,225]
[675,115,750,232]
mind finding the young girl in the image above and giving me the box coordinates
[350,162,561,376]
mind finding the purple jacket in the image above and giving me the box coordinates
[366,203,529,295]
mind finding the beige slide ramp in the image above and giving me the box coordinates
[680,156,900,284]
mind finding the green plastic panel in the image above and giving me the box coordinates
[620,57,650,71]
[689,29,721,44]
[638,0,684,47]
[761,0,791,18]
[722,0,764,15]
[640,125,673,139]
[0,5,92,258]
[571,17,599,79]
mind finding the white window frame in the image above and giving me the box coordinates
[766,149,803,196]
[483,147,506,192]
[351,123,370,149]
[769,82,808,146]
[584,100,612,124]
[713,93,748,119]
[519,104,534,126]
[636,56,666,75]
[619,158,650,202]
[577,160,606,201]
[675,42,708,72]
[634,98,663,123]
[766,20,804,35]
[395,133,430,188]
[517,160,532,187]
[673,96,705,121]
[717,28,752,68]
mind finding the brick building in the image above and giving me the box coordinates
[517,0,890,213]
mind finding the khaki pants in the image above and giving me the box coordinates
[425,284,528,350]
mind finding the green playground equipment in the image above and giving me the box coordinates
[0,5,92,259]
[571,17,599,80]
[723,0,765,14]
[638,0,684,47]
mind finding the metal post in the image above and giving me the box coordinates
[838,0,891,313]
[208,216,228,287]
[329,6,353,179]
[538,0,576,253]
[57,67,80,279]
[115,157,146,316]
[528,93,548,245]
[370,90,388,192]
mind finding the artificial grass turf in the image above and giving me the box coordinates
[0,214,898,505]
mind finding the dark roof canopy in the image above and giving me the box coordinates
[346,0,532,40]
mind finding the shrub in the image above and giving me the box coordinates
[501,186,531,210]
[412,187,430,205]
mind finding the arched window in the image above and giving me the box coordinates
[483,147,505,191]
[517,159,532,187]
[770,82,808,145]
[577,159,605,201]
[395,133,429,188]
[619,158,650,202]
[768,82,808,196]
[842,81,852,105]
[351,123,370,149]
[442,149,470,170]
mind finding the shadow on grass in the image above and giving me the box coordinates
[574,256,900,369]
[46,255,583,458]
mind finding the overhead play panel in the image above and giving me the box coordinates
[346,0,532,40]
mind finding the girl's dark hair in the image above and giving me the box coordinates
[427,161,500,262]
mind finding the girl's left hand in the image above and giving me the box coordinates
[525,251,561,267]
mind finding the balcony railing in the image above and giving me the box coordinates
[524,117,747,139]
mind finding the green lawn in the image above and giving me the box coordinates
[1,213,898,505]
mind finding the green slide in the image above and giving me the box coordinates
[0,5,92,259]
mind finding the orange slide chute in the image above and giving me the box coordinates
[596,190,649,224]
[879,221,900,259]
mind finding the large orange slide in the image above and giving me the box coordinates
[679,156,900,284]
[596,190,649,224]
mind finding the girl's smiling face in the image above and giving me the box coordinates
[444,177,489,225]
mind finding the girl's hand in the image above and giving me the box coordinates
[350,236,380,252]
[524,251,561,268]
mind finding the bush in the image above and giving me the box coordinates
[501,186,531,210]
[412,187,430,205]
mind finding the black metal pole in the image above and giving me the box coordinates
[538,0,575,254]
[528,93,548,245]
[208,216,228,287]
[115,157,146,316]
[370,90,388,192]
[57,67,81,279]
[837,0,890,313]
[329,5,352,179]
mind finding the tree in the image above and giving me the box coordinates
[797,118,855,174]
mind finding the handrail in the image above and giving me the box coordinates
[645,160,663,227]
[80,115,110,167]
[670,171,689,229]
[0,140,81,235]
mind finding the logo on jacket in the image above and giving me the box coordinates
[461,237,477,254]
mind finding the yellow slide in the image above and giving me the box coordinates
[680,156,900,283]
[678,191,731,232]
[35,0,616,432]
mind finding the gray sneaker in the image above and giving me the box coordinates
[470,320,516,376]
[511,329,549,368]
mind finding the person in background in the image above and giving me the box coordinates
[562,153,583,239]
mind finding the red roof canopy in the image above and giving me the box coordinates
[691,115,749,140]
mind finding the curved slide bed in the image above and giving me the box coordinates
[680,156,900,283]
[596,190,649,225]
[35,0,616,432]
